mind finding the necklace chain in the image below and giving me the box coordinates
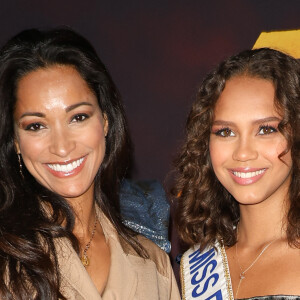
[235,229,276,299]
[80,214,98,267]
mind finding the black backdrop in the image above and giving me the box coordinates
[1,0,300,282]
[2,0,300,182]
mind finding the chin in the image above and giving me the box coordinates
[51,186,88,199]
[235,196,266,206]
[64,190,87,198]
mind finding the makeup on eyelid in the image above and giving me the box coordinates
[18,110,93,132]
[209,76,292,205]
[211,124,279,137]
[14,65,108,200]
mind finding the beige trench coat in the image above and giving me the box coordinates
[55,210,180,300]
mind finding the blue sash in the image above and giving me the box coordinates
[181,242,234,300]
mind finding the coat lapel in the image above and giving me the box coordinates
[55,237,102,299]
[100,211,138,299]
[55,208,138,300]
[101,236,138,299]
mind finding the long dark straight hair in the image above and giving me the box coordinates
[0,28,147,299]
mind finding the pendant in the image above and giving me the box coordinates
[81,254,90,267]
[239,272,245,280]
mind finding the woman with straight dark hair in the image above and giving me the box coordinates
[174,48,300,299]
[0,28,180,299]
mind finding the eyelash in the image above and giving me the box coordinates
[212,124,278,137]
[213,127,234,137]
[25,123,45,131]
[258,124,278,135]
[24,114,90,131]
[70,113,89,123]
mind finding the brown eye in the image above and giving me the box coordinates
[258,125,277,135]
[215,128,235,137]
[71,114,89,123]
[25,123,45,131]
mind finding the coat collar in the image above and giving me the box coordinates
[99,208,138,299]
[55,236,101,299]
[55,208,138,299]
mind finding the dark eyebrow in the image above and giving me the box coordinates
[252,116,281,125]
[212,116,281,127]
[19,112,45,119]
[212,120,235,126]
[65,102,93,112]
[19,102,94,119]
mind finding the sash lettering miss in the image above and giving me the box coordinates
[188,248,222,299]
[181,244,233,300]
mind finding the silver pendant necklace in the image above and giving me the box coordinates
[235,231,276,299]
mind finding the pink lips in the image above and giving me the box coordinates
[228,168,267,185]
[44,156,87,178]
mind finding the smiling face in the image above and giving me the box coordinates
[209,76,292,206]
[14,65,108,201]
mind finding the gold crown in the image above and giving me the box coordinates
[253,29,300,59]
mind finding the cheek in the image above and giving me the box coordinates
[17,134,45,161]
[275,138,289,156]
[269,147,292,170]
[209,140,231,170]
[209,144,219,170]
[85,123,106,157]
[261,138,290,164]
[15,136,45,180]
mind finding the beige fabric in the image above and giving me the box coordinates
[55,210,180,300]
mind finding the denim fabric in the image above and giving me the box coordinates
[120,179,171,253]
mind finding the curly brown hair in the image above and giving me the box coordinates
[173,48,300,250]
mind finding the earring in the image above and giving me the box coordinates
[17,153,24,178]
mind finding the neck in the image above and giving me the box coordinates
[238,195,288,247]
[66,184,97,239]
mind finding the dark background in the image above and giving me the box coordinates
[2,0,300,182]
[2,0,300,282]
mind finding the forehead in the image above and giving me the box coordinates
[14,65,98,116]
[213,76,280,120]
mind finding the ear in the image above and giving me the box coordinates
[103,114,109,137]
[14,138,21,154]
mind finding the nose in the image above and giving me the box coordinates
[232,137,258,162]
[49,127,76,158]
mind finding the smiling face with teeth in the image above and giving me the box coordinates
[13,65,108,202]
[209,75,292,206]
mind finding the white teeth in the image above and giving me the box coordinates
[233,169,265,178]
[47,157,84,173]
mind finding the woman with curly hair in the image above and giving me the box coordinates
[0,28,180,299]
[174,48,300,299]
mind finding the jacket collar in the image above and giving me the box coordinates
[99,208,138,299]
[55,208,138,299]
[55,236,101,299]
